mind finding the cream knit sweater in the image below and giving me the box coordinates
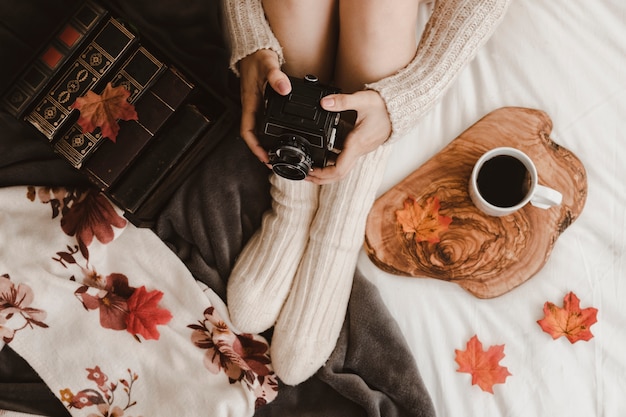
[222,0,511,141]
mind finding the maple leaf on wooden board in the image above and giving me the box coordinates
[70,82,138,142]
[455,335,512,394]
[396,196,453,244]
[537,291,598,343]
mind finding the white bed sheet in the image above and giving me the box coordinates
[358,0,626,416]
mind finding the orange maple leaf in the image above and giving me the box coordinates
[455,335,512,394]
[396,196,452,244]
[125,286,173,341]
[537,292,598,343]
[70,82,138,142]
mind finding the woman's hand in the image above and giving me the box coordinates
[307,89,392,184]
[238,49,292,166]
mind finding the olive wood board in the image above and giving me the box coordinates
[364,107,587,298]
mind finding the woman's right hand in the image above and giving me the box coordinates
[238,49,292,166]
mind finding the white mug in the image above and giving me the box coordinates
[469,147,563,217]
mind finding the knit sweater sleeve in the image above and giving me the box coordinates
[366,0,511,141]
[221,0,285,76]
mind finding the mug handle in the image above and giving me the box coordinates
[530,184,563,209]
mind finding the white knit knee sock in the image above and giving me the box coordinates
[227,174,319,333]
[270,144,392,385]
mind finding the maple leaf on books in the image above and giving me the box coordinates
[70,82,138,142]
[396,196,452,244]
[455,335,511,394]
[537,291,598,343]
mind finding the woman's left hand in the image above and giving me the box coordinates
[307,89,392,185]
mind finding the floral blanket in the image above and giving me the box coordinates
[0,1,436,413]
[0,185,278,416]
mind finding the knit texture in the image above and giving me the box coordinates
[271,144,392,385]
[222,0,511,139]
[366,0,510,141]
[227,175,319,334]
[221,0,285,75]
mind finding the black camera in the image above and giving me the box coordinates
[258,74,355,180]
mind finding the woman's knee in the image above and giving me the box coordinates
[262,0,338,82]
[334,0,420,91]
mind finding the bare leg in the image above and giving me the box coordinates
[262,0,338,83]
[335,0,420,92]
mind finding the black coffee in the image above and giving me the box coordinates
[476,155,531,208]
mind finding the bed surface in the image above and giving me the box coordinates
[1,0,624,416]
[359,0,626,415]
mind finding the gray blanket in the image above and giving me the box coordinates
[0,1,435,415]
[152,127,435,417]
[0,115,434,417]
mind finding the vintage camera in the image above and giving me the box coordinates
[258,74,354,180]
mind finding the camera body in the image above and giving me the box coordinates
[258,74,352,180]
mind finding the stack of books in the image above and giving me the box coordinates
[1,1,236,226]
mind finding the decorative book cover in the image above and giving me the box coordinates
[1,1,237,227]
[53,45,166,168]
[83,67,194,189]
[25,17,137,140]
[1,1,108,117]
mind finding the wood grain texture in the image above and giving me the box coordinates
[365,107,587,298]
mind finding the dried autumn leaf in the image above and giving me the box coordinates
[70,82,138,142]
[537,292,598,343]
[455,335,511,394]
[396,196,452,244]
[125,286,173,340]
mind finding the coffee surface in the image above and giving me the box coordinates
[477,155,531,207]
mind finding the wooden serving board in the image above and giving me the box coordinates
[364,107,587,298]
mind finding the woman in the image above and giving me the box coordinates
[222,0,511,385]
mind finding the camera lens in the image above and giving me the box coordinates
[269,135,313,181]
[273,162,308,181]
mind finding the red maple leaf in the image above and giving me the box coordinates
[455,335,512,394]
[70,82,138,142]
[537,292,598,343]
[396,196,452,244]
[125,286,173,341]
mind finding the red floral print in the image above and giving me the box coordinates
[189,307,278,408]
[87,366,109,388]
[29,186,127,253]
[30,187,172,343]
[27,186,72,218]
[60,367,139,415]
[75,275,172,341]
[0,274,48,343]
[60,190,127,246]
